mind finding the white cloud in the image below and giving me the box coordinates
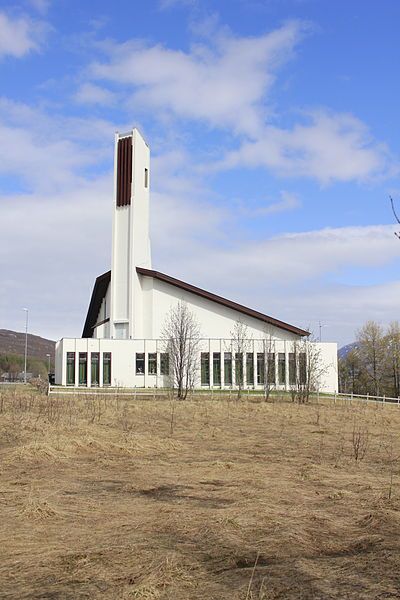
[27,0,50,14]
[74,82,116,106]
[256,190,300,215]
[220,111,394,183]
[0,11,46,58]
[91,21,306,135]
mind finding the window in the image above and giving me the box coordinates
[78,353,87,386]
[144,168,149,188]
[91,353,100,386]
[148,353,157,375]
[66,352,75,386]
[235,352,243,386]
[278,353,286,385]
[136,353,145,375]
[268,353,276,385]
[257,353,265,385]
[213,353,221,386]
[224,352,232,385]
[103,352,111,386]
[289,353,296,386]
[201,352,210,386]
[160,353,169,376]
[299,353,307,385]
[246,353,254,386]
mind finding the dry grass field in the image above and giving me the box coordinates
[1,387,400,599]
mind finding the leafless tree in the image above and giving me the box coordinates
[261,331,275,401]
[390,196,400,239]
[230,319,251,399]
[161,301,201,400]
[356,320,385,397]
[291,338,326,403]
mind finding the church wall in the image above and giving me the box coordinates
[149,277,301,342]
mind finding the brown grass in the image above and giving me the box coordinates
[1,388,400,599]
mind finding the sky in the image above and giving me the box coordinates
[0,0,400,347]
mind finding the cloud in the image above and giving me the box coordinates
[74,82,116,106]
[256,190,300,216]
[27,0,51,14]
[91,21,306,135]
[220,111,394,183]
[0,11,47,58]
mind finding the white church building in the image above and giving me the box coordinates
[55,129,338,392]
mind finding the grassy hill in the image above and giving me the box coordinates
[0,329,55,362]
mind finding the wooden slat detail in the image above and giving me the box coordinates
[116,137,132,207]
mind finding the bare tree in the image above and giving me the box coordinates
[356,320,385,397]
[230,320,251,399]
[161,301,201,400]
[291,338,326,403]
[261,331,275,401]
[386,321,400,397]
[390,196,400,239]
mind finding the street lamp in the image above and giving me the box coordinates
[23,308,28,384]
[46,353,51,373]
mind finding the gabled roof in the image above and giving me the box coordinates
[82,267,309,338]
[137,267,310,337]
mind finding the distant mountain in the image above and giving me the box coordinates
[338,342,358,360]
[0,329,55,362]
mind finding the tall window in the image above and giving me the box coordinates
[148,353,157,375]
[235,352,243,386]
[299,353,307,385]
[268,353,276,385]
[160,353,169,376]
[278,353,286,386]
[257,353,265,385]
[78,353,87,386]
[224,352,232,385]
[144,168,149,188]
[91,352,100,386]
[201,352,210,386]
[103,352,111,386]
[289,353,296,386]
[136,353,145,375]
[246,353,254,386]
[66,352,75,386]
[213,353,221,386]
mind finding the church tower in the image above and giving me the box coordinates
[109,128,151,339]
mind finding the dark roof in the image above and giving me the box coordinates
[82,267,309,338]
[82,270,111,338]
[137,267,309,337]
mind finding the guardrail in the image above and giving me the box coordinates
[47,385,400,406]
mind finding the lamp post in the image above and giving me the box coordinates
[46,353,51,373]
[23,308,28,383]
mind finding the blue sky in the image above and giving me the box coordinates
[0,0,399,346]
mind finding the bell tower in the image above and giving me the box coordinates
[109,128,151,339]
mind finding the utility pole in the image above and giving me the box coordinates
[23,308,28,383]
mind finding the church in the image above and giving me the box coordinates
[55,129,338,392]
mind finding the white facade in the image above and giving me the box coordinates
[55,128,338,393]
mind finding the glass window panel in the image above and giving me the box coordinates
[299,353,307,385]
[268,353,276,385]
[136,353,145,375]
[235,352,243,386]
[103,352,111,386]
[246,353,254,385]
[289,353,296,385]
[78,352,87,386]
[66,352,75,386]
[257,353,265,385]
[213,353,221,386]
[224,352,232,386]
[201,353,210,386]
[160,353,169,376]
[278,353,286,385]
[148,353,157,375]
[91,352,100,386]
